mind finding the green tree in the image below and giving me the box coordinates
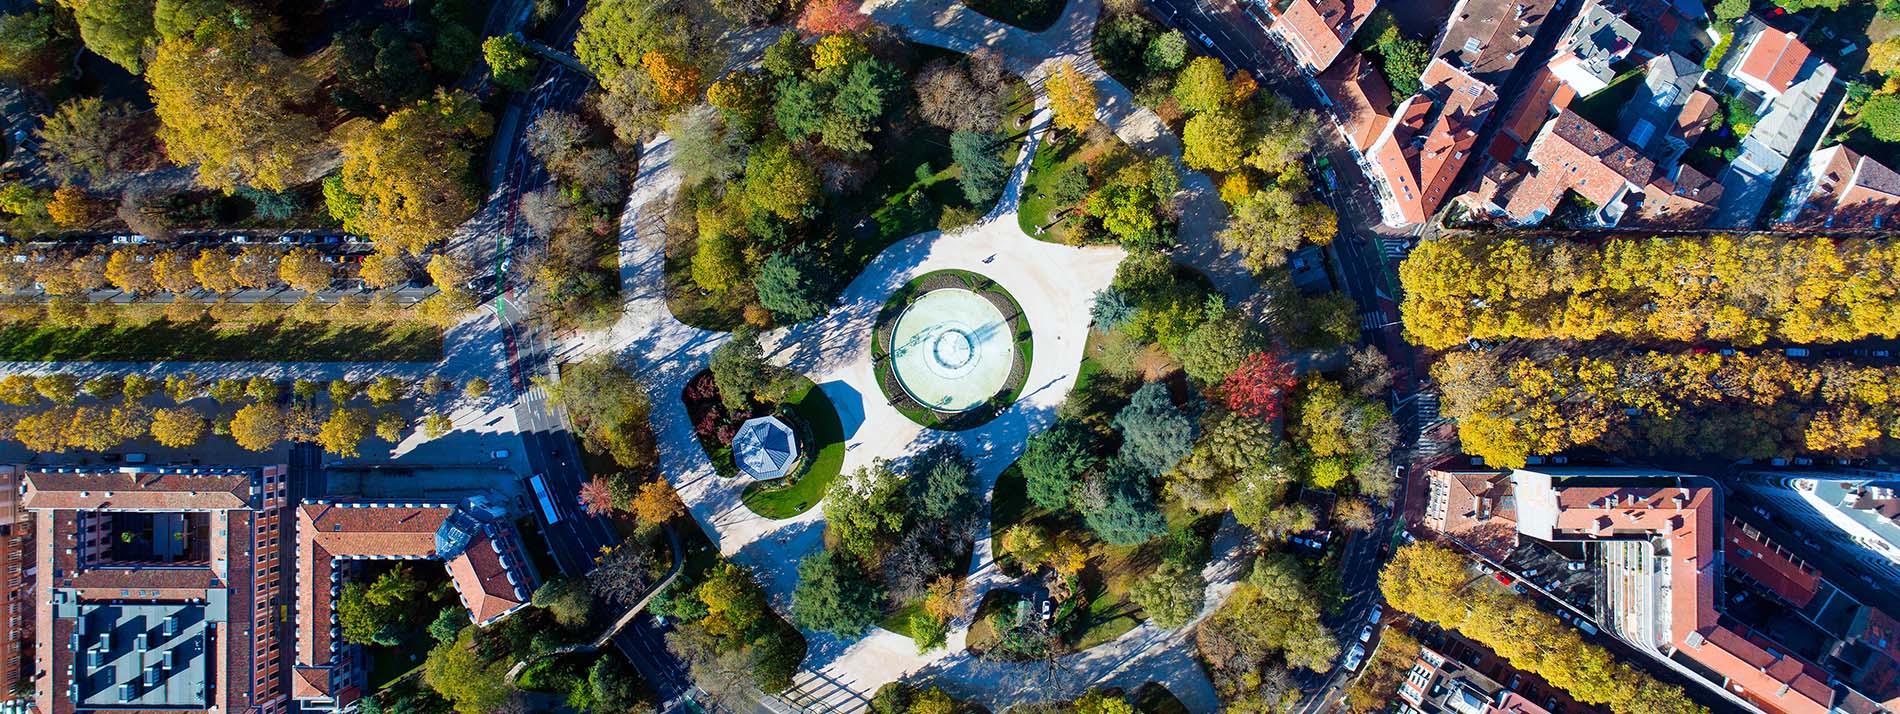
[1713,0,1750,21]
[532,577,595,628]
[909,442,975,523]
[1860,92,1900,142]
[950,130,1009,207]
[1372,24,1427,96]
[1080,460,1168,545]
[0,9,70,89]
[423,628,514,714]
[741,140,817,220]
[709,327,776,412]
[1173,56,1233,114]
[366,376,406,406]
[37,98,153,185]
[59,0,158,73]
[427,607,466,643]
[34,374,80,404]
[1144,30,1188,73]
[753,249,828,322]
[1114,381,1199,475]
[1179,302,1258,384]
[1130,560,1206,628]
[338,564,427,646]
[1182,108,1249,173]
[1018,419,1096,511]
[539,355,655,469]
[790,548,884,637]
[691,232,747,293]
[822,461,908,563]
[482,34,539,92]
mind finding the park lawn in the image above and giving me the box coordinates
[740,379,847,518]
[368,645,428,692]
[879,598,926,635]
[663,237,752,332]
[1018,131,1086,243]
[962,0,1065,31]
[0,318,441,362]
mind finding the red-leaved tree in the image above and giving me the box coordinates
[578,477,616,515]
[798,0,870,35]
[1222,351,1298,420]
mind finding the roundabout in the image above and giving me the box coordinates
[874,270,1032,430]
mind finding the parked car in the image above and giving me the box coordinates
[1567,561,1587,571]
[1343,644,1367,671]
[1358,625,1374,643]
[490,450,510,459]
[1368,605,1383,624]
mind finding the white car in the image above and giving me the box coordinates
[1358,625,1374,643]
[1343,644,1367,671]
[1368,605,1383,624]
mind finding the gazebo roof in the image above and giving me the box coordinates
[733,415,799,481]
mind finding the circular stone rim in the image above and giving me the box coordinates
[888,288,1015,413]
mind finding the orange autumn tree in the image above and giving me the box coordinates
[642,50,702,107]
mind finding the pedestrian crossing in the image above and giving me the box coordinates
[1380,237,1412,260]
[1361,311,1386,331]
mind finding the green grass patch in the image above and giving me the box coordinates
[740,379,847,519]
[1018,132,1087,243]
[1569,67,1645,130]
[879,598,926,634]
[368,644,428,691]
[0,318,442,362]
[962,0,1066,31]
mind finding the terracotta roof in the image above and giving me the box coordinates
[1265,0,1377,72]
[1737,28,1811,95]
[446,531,528,626]
[1318,50,1395,151]
[1426,469,1520,561]
[1793,145,1900,227]
[1674,90,1718,143]
[1723,518,1819,608]
[1368,59,1497,224]
[1493,110,1654,221]
[1633,164,1723,226]
[292,666,332,700]
[21,470,252,511]
[1501,66,1576,145]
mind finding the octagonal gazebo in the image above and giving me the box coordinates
[732,415,800,481]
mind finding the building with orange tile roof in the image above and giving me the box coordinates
[20,465,290,714]
[1250,0,1378,74]
[1365,58,1497,226]
[1776,145,1900,229]
[1732,24,1813,104]
[1316,49,1395,154]
[292,497,535,711]
[1464,110,1656,225]
[0,467,31,709]
[1511,468,1855,714]
[1422,468,1520,562]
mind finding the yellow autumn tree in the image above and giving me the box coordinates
[146,22,321,192]
[1046,61,1098,133]
[332,90,493,255]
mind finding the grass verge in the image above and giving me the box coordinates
[0,318,442,362]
